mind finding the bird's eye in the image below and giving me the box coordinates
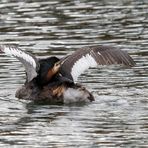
[55,63,58,66]
[55,61,61,67]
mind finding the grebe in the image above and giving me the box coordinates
[0,45,135,104]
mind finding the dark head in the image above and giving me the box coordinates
[39,56,60,70]
[37,57,63,86]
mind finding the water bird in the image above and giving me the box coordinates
[0,45,135,104]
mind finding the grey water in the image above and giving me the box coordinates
[0,0,148,147]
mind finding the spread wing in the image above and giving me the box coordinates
[60,45,135,81]
[0,45,39,82]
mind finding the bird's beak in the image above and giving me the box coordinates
[53,60,64,73]
[55,58,66,66]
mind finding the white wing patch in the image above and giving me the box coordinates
[1,45,36,68]
[71,54,97,81]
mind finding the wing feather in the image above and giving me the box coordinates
[0,45,39,82]
[60,45,135,81]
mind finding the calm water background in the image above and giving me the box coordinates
[0,0,148,147]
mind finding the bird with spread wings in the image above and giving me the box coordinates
[0,45,135,104]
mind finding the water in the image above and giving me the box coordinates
[0,0,148,147]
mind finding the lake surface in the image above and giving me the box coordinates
[0,0,148,147]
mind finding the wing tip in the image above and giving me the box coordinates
[129,58,136,67]
[0,44,17,53]
[0,44,38,68]
[95,45,136,67]
[119,50,136,67]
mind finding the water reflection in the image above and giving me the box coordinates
[0,0,148,147]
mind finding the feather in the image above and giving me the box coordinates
[0,45,39,82]
[60,45,135,81]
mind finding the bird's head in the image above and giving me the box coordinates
[37,57,66,86]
